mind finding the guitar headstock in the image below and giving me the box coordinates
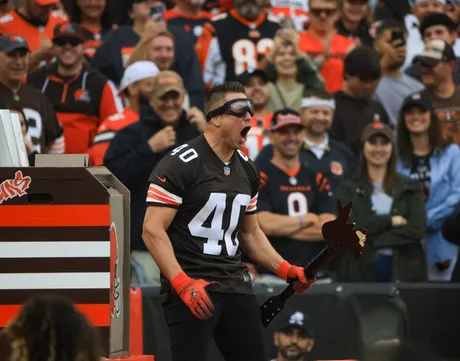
[321,200,367,259]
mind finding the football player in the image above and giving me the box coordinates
[143,81,315,361]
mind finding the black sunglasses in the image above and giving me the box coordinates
[206,98,254,121]
[53,37,83,47]
[309,8,337,17]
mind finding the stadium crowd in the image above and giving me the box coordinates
[1,0,460,286]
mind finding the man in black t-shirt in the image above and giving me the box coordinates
[257,108,337,274]
[143,82,314,361]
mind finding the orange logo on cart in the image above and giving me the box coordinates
[110,222,121,319]
[0,171,32,204]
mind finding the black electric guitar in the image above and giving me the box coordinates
[260,200,367,328]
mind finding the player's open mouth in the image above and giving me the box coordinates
[240,126,251,142]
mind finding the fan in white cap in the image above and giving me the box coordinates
[119,61,160,94]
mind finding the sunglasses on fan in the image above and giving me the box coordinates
[206,98,254,121]
[53,38,83,47]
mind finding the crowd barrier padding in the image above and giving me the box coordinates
[139,283,460,361]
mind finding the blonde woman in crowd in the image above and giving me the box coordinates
[264,28,324,112]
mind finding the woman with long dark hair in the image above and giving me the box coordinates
[337,122,426,282]
[397,92,460,281]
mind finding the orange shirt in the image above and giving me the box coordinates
[0,10,67,53]
[241,112,273,160]
[299,31,355,93]
[87,107,139,166]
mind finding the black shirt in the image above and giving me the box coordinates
[257,161,336,269]
[410,153,431,200]
[147,134,259,294]
[330,91,390,157]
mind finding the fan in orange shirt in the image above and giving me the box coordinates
[0,0,68,69]
[299,0,356,93]
[236,69,273,160]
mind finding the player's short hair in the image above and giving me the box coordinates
[205,81,247,116]
[375,19,406,40]
[303,88,333,100]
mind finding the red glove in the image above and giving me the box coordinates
[277,261,316,294]
[171,272,215,320]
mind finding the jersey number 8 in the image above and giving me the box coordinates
[188,192,251,257]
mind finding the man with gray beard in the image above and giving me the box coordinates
[271,311,315,361]
[195,0,279,86]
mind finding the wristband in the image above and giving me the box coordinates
[171,271,190,292]
[298,216,304,230]
[277,260,291,281]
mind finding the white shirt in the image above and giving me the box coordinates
[404,14,424,70]
[304,134,329,160]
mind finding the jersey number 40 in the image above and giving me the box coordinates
[188,192,250,257]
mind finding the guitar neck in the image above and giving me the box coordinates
[303,245,336,278]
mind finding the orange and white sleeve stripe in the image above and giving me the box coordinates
[246,192,258,214]
[146,183,183,207]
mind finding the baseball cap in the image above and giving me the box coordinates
[34,0,60,5]
[270,108,303,131]
[0,35,30,54]
[361,122,394,143]
[152,70,185,98]
[418,39,456,67]
[236,68,268,85]
[119,61,160,93]
[278,311,314,336]
[420,13,456,36]
[53,22,86,42]
[401,92,433,113]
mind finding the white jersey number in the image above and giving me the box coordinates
[232,38,274,75]
[287,192,308,217]
[23,108,43,153]
[188,192,251,256]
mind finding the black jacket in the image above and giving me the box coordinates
[104,105,200,251]
[330,91,390,158]
[336,174,427,282]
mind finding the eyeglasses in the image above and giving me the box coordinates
[53,38,83,47]
[206,98,254,121]
[309,8,337,17]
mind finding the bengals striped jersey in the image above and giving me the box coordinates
[195,10,279,86]
[240,112,272,160]
[257,162,336,265]
[146,134,260,294]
